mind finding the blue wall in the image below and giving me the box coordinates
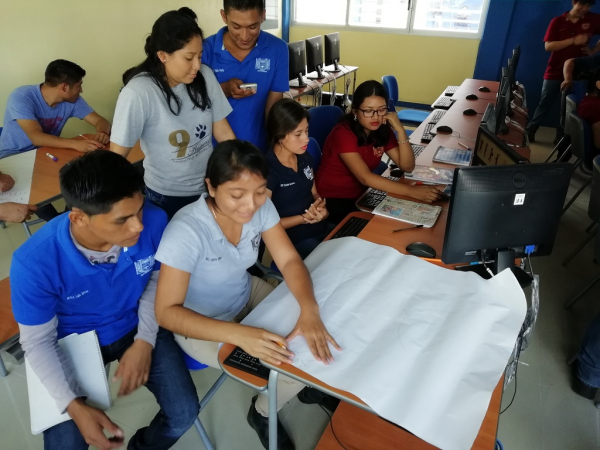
[474,0,575,128]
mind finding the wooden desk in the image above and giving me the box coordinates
[0,277,18,377]
[316,380,502,450]
[29,138,143,206]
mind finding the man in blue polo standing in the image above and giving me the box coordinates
[202,0,289,152]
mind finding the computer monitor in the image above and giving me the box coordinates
[473,124,529,166]
[442,163,572,274]
[324,32,341,72]
[288,40,307,88]
[512,45,521,76]
[481,103,496,135]
[494,77,511,134]
[305,35,324,79]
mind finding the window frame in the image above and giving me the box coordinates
[291,0,491,40]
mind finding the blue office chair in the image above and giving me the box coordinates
[308,105,343,150]
[382,75,430,127]
[306,137,321,171]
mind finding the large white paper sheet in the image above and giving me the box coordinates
[242,238,526,450]
[0,151,36,204]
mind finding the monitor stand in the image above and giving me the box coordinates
[289,74,307,88]
[325,60,341,73]
[307,65,325,79]
[455,249,533,288]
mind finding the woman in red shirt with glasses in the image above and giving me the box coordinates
[315,80,442,224]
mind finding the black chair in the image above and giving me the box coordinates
[562,110,595,215]
[564,155,600,308]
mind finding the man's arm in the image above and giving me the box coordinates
[546,34,589,52]
[83,112,111,145]
[265,91,283,120]
[16,119,102,153]
[562,58,576,90]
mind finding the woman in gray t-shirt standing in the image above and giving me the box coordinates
[110,10,235,219]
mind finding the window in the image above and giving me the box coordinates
[264,0,279,29]
[293,0,488,37]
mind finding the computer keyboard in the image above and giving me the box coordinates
[420,123,437,143]
[444,86,459,96]
[356,190,386,210]
[428,109,446,124]
[223,346,270,380]
[412,144,425,158]
[331,217,371,239]
[432,96,455,110]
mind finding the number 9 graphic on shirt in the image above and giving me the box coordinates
[168,130,191,158]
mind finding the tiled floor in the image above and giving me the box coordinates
[1,127,600,449]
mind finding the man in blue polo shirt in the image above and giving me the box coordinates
[11,150,199,450]
[202,0,289,152]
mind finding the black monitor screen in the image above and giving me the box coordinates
[288,40,307,87]
[474,124,528,166]
[305,35,324,79]
[324,32,341,71]
[442,163,572,272]
[494,77,510,134]
[481,103,496,135]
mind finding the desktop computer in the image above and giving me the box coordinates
[288,40,307,88]
[442,163,573,275]
[494,77,511,135]
[305,35,325,79]
[324,32,341,72]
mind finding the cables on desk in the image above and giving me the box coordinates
[318,404,349,450]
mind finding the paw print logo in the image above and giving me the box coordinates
[195,124,207,140]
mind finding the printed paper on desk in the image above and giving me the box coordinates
[241,238,526,450]
[0,151,36,204]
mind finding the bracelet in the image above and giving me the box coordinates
[398,138,410,145]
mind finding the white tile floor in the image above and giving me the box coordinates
[1,127,600,449]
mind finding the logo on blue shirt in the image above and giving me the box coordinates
[255,58,271,73]
[304,166,314,181]
[134,255,155,276]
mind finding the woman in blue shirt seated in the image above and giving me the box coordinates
[154,140,341,450]
[265,99,334,259]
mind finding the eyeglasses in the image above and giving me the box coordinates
[358,108,389,118]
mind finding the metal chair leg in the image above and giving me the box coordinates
[544,137,567,162]
[562,177,593,216]
[0,356,8,377]
[563,229,598,266]
[194,372,228,450]
[564,272,600,309]
[586,221,598,233]
[268,370,279,450]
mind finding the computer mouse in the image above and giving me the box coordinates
[436,125,453,134]
[390,168,404,177]
[463,108,477,116]
[478,86,491,93]
[406,242,437,258]
[466,94,479,100]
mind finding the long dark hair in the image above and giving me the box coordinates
[266,99,310,149]
[342,80,391,147]
[125,11,211,115]
[205,140,269,191]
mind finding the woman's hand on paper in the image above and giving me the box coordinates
[67,398,124,450]
[287,309,341,365]
[236,326,294,365]
[409,185,444,203]
[114,339,153,396]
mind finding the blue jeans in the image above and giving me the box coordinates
[527,79,563,137]
[43,328,199,450]
[578,315,600,387]
[145,187,200,221]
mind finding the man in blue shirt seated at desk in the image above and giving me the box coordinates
[202,0,289,152]
[10,150,199,450]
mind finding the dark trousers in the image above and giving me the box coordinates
[145,187,200,221]
[578,315,600,387]
[43,327,199,450]
[527,79,564,138]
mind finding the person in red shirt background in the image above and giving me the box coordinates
[315,80,442,225]
[527,0,600,144]
[578,68,600,154]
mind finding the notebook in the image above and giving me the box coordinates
[432,146,473,166]
[372,196,442,228]
[404,165,454,185]
[25,331,112,435]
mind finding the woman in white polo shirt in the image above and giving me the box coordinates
[154,140,340,450]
